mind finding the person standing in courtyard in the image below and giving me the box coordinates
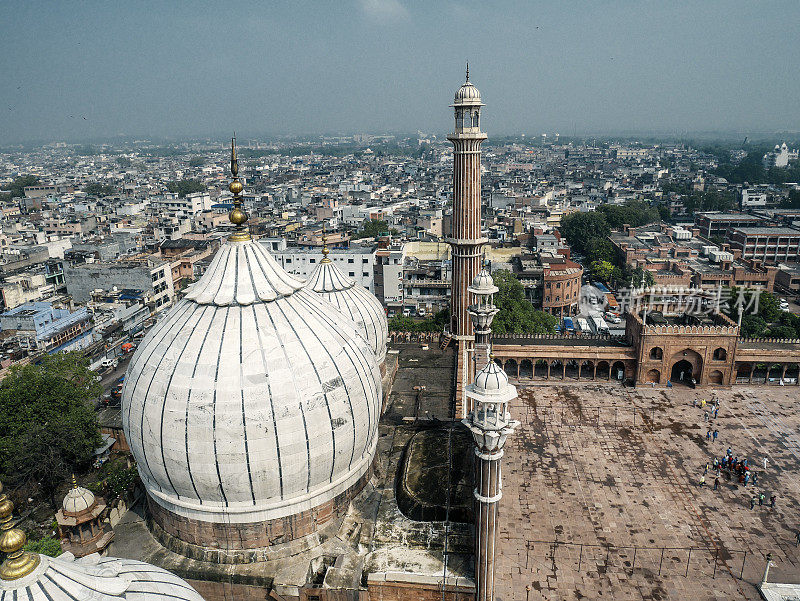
[714,477,719,490]
[699,475,705,487]
[750,497,756,509]
[759,493,765,506]
[764,457,769,470]
[713,429,718,441]
[770,495,776,508]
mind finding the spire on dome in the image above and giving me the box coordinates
[228,135,250,242]
[321,232,331,264]
[0,481,40,580]
[466,61,469,82]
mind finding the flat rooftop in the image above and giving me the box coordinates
[732,227,800,236]
[496,382,800,601]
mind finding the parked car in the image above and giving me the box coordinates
[101,357,118,369]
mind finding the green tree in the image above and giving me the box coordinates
[740,314,767,338]
[780,190,800,209]
[757,291,781,322]
[83,182,116,197]
[24,536,62,557]
[558,212,610,256]
[1,175,40,199]
[188,157,205,168]
[584,238,616,263]
[165,179,206,197]
[767,325,796,339]
[597,200,660,229]
[590,260,616,283]
[778,312,800,338]
[491,270,558,335]
[0,353,103,508]
[352,219,389,240]
[115,157,132,168]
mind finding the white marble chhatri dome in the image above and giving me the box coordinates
[0,552,205,601]
[122,237,382,527]
[305,251,388,370]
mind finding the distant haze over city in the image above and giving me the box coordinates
[1,0,799,145]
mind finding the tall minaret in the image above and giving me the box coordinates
[448,65,487,340]
[463,357,519,601]
[448,65,488,416]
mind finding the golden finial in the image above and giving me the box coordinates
[71,474,78,489]
[320,231,331,264]
[0,482,40,581]
[228,135,250,242]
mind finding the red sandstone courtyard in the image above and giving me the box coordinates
[496,382,800,601]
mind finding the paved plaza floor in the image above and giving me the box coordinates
[496,383,800,601]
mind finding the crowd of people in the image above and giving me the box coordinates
[694,398,777,511]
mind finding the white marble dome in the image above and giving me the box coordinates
[475,360,509,393]
[122,238,381,526]
[0,552,205,601]
[469,268,498,295]
[62,485,95,514]
[305,254,388,369]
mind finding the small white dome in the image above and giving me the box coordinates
[0,552,205,601]
[474,360,509,393]
[122,238,381,527]
[305,255,388,367]
[468,268,498,295]
[62,486,95,514]
[455,81,481,103]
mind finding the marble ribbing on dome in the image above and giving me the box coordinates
[0,552,205,601]
[475,361,508,393]
[184,240,304,306]
[305,260,388,366]
[122,238,382,527]
[62,486,95,514]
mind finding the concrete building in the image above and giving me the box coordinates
[694,212,765,239]
[64,257,174,310]
[0,302,92,353]
[150,192,212,217]
[271,244,377,291]
[728,226,800,264]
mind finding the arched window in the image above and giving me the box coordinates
[713,347,727,361]
[472,111,480,129]
[649,347,663,360]
[455,109,463,128]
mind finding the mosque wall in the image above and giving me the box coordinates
[148,466,372,561]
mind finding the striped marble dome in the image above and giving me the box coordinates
[122,238,381,527]
[0,552,205,601]
[305,255,387,369]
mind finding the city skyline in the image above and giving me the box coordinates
[1,1,800,144]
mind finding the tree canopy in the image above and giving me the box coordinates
[558,212,611,256]
[491,270,558,335]
[83,182,116,197]
[165,179,206,197]
[388,308,449,333]
[712,145,800,185]
[352,219,389,240]
[1,175,40,199]
[596,201,660,229]
[0,353,103,507]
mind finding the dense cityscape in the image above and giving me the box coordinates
[2,2,800,601]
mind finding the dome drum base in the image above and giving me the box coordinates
[147,465,372,564]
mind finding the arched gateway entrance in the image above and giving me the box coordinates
[670,349,703,386]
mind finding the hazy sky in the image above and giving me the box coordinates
[1,1,799,143]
